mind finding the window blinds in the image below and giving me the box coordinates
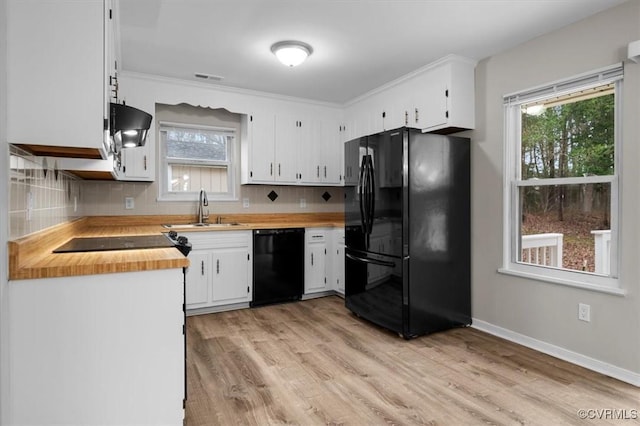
[503,62,623,106]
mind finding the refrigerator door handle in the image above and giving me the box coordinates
[358,157,367,233]
[367,156,375,235]
[346,252,396,268]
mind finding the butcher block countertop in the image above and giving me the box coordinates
[8,213,344,280]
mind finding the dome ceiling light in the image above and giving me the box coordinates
[271,41,313,67]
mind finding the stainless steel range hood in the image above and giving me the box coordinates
[110,102,153,152]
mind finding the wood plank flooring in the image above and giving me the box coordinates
[185,296,640,425]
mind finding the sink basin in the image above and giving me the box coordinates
[162,222,245,229]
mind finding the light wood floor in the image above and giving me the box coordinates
[185,296,639,425]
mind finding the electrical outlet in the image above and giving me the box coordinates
[124,197,134,210]
[300,198,307,208]
[578,303,591,322]
[243,198,250,208]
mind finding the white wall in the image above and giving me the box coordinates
[0,0,9,421]
[472,0,640,383]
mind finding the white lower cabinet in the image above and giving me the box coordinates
[306,227,345,296]
[333,229,345,295]
[184,231,252,311]
[212,247,253,304]
[185,251,209,305]
[305,228,329,294]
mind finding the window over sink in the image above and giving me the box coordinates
[157,105,239,202]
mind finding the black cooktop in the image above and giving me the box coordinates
[53,234,175,253]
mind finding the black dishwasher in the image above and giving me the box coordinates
[251,228,304,307]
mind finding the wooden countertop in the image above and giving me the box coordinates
[8,213,344,280]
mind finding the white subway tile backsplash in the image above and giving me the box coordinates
[8,145,82,239]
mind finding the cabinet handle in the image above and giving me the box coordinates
[415,108,419,123]
[143,155,147,171]
[311,253,314,266]
[270,162,273,176]
[317,165,320,178]
[405,111,408,125]
[216,259,220,274]
[201,260,204,276]
[324,166,327,178]
[278,163,281,176]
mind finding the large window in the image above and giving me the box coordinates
[159,122,236,201]
[502,64,623,292]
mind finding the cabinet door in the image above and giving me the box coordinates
[334,230,345,294]
[274,114,300,183]
[305,244,327,293]
[299,118,320,184]
[119,146,152,181]
[247,114,276,182]
[185,252,210,306]
[305,229,328,294]
[211,248,251,305]
[7,0,108,158]
[343,137,361,186]
[412,65,449,130]
[320,120,343,185]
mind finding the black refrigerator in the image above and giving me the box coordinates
[344,128,470,339]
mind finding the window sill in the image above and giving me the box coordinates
[497,267,626,296]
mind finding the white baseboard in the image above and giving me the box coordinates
[472,319,640,387]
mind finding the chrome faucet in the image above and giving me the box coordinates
[197,189,209,224]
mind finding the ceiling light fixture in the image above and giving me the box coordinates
[271,41,313,67]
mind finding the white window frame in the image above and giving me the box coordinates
[499,63,625,296]
[158,121,237,202]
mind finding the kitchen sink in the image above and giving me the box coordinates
[162,222,245,229]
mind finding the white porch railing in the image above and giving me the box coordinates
[521,233,563,267]
[591,230,611,275]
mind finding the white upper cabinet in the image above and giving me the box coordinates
[7,0,110,159]
[299,118,342,185]
[409,58,476,132]
[343,55,476,139]
[242,108,343,186]
[410,64,449,130]
[243,113,276,183]
[321,120,343,185]
[274,114,303,183]
[115,146,151,181]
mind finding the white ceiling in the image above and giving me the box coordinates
[117,0,627,105]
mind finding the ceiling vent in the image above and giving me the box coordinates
[194,73,224,82]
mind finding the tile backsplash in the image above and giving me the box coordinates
[9,145,82,239]
[7,144,343,239]
[82,180,344,217]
